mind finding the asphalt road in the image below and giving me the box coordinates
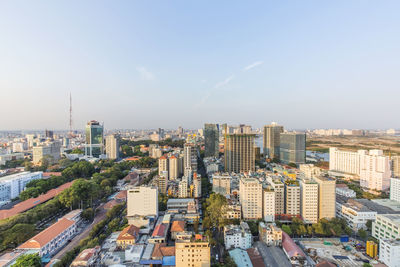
[254,241,291,267]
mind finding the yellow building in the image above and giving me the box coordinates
[175,239,210,267]
[116,225,140,249]
[366,240,378,258]
[315,176,336,220]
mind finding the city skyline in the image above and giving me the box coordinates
[1,1,400,130]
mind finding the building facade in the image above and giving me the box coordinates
[329,147,362,175]
[315,176,336,220]
[284,182,300,216]
[127,186,158,218]
[84,120,104,158]
[263,187,275,222]
[263,123,284,159]
[372,214,400,241]
[379,239,400,267]
[175,240,210,267]
[0,171,43,204]
[105,134,120,160]
[32,141,61,164]
[224,134,255,173]
[300,179,319,223]
[359,150,391,191]
[204,123,219,158]
[259,222,283,246]
[390,178,400,202]
[212,173,231,195]
[279,133,306,164]
[224,222,252,250]
[239,178,262,219]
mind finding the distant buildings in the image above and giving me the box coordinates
[84,120,104,158]
[224,222,252,250]
[393,156,400,178]
[0,171,43,205]
[224,134,255,173]
[359,150,391,191]
[299,164,321,178]
[0,153,24,166]
[259,222,283,246]
[279,132,306,165]
[335,184,356,198]
[105,134,120,160]
[32,141,61,164]
[263,122,283,159]
[127,186,158,219]
[390,178,400,202]
[239,178,262,220]
[175,239,210,267]
[204,123,219,158]
[329,147,361,175]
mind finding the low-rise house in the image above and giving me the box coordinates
[170,220,185,240]
[125,244,145,263]
[258,222,282,246]
[116,225,140,249]
[228,248,253,267]
[281,232,305,263]
[224,222,252,250]
[70,246,100,267]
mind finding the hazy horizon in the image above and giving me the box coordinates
[1,1,399,130]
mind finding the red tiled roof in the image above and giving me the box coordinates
[171,221,185,232]
[0,181,74,220]
[159,155,167,160]
[18,218,75,249]
[115,190,127,200]
[316,260,337,267]
[43,172,62,177]
[282,232,305,258]
[104,199,119,210]
[117,225,139,241]
[160,246,175,256]
[152,224,167,237]
[246,248,265,267]
[336,184,348,188]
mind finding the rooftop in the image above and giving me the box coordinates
[229,248,253,267]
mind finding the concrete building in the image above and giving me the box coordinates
[204,123,219,158]
[178,181,189,198]
[223,204,242,220]
[192,173,201,198]
[184,143,197,177]
[259,222,283,246]
[315,176,336,220]
[71,246,100,267]
[0,171,43,204]
[32,141,61,164]
[175,239,210,267]
[263,186,275,222]
[372,214,400,240]
[169,155,179,180]
[156,175,168,194]
[329,147,362,175]
[279,132,306,165]
[105,134,120,160]
[336,198,377,230]
[379,239,400,267]
[84,120,104,158]
[359,150,391,191]
[284,181,300,216]
[224,134,255,173]
[267,178,285,215]
[158,155,169,179]
[393,156,400,178]
[336,184,356,198]
[240,178,262,220]
[212,173,231,195]
[116,225,140,249]
[127,186,158,218]
[300,179,319,223]
[263,122,284,159]
[299,164,321,178]
[224,222,252,250]
[0,153,24,166]
[390,178,400,202]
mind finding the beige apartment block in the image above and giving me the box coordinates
[300,178,319,223]
[224,134,255,173]
[175,240,210,267]
[315,176,336,220]
[239,178,262,219]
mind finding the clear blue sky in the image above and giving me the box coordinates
[1,1,399,130]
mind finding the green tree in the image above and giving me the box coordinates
[366,220,373,231]
[282,224,292,235]
[203,193,228,230]
[12,253,41,267]
[70,148,84,154]
[358,228,367,240]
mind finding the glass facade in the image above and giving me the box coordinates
[204,123,219,158]
[85,121,104,158]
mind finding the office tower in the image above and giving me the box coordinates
[263,186,275,222]
[224,134,255,173]
[169,155,179,180]
[267,178,285,215]
[300,179,319,223]
[175,239,210,267]
[263,123,284,159]
[178,154,184,177]
[184,143,197,176]
[127,186,158,217]
[390,178,400,202]
[158,155,169,179]
[239,178,262,220]
[204,123,219,158]
[32,141,61,164]
[105,134,120,160]
[279,132,306,165]
[314,176,336,220]
[192,173,201,198]
[84,120,104,158]
[212,173,231,195]
[45,130,54,139]
[178,180,189,198]
[284,181,300,216]
[393,156,400,178]
[329,147,363,175]
[359,150,391,191]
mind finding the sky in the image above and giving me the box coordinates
[0,1,399,130]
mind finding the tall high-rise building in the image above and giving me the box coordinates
[184,143,197,176]
[224,134,255,173]
[175,239,210,267]
[105,134,120,160]
[32,141,61,164]
[300,179,319,223]
[127,186,158,217]
[329,147,363,175]
[158,155,169,179]
[263,123,284,159]
[284,181,300,216]
[178,180,189,198]
[267,178,285,215]
[84,120,104,158]
[239,178,262,220]
[169,155,179,180]
[193,173,201,198]
[45,130,54,139]
[315,176,336,220]
[263,186,275,222]
[359,150,391,191]
[204,123,219,158]
[279,132,306,165]
[393,156,400,178]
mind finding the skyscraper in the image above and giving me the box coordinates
[204,123,219,158]
[263,123,283,159]
[105,134,120,160]
[224,134,255,173]
[359,150,391,191]
[184,143,197,176]
[279,132,306,165]
[84,120,104,158]
[300,178,319,223]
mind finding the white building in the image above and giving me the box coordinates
[379,239,400,267]
[329,147,362,175]
[239,178,262,220]
[127,186,158,218]
[336,185,356,198]
[224,222,252,250]
[178,181,189,198]
[0,171,43,204]
[359,150,391,191]
[212,173,231,196]
[372,214,400,240]
[300,179,319,223]
[336,199,376,230]
[263,187,275,222]
[0,153,24,166]
[105,134,120,160]
[299,164,321,178]
[390,178,400,202]
[33,141,61,164]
